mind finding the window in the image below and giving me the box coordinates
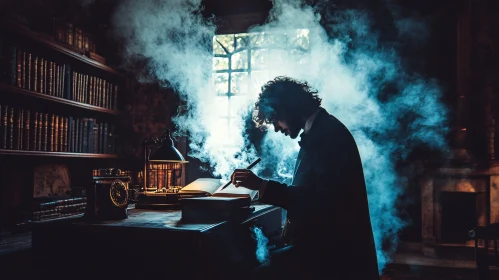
[212,30,310,138]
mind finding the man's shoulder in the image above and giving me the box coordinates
[316,110,353,137]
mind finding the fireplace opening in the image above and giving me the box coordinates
[441,192,477,243]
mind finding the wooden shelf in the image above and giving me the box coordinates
[0,149,118,158]
[1,20,123,77]
[0,83,119,115]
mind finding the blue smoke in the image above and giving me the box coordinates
[112,0,449,273]
[251,226,270,264]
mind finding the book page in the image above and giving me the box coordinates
[213,183,258,201]
[179,178,222,195]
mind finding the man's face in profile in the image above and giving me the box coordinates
[273,118,301,139]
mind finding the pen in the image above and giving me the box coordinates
[220,158,261,190]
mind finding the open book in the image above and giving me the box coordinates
[179,178,259,201]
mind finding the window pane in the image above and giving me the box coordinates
[294,29,310,50]
[235,34,248,51]
[251,49,267,69]
[214,73,228,95]
[230,72,249,94]
[214,34,235,54]
[231,50,248,70]
[213,57,229,71]
[250,33,265,47]
[213,38,226,55]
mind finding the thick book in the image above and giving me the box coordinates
[179,178,259,201]
[180,178,258,222]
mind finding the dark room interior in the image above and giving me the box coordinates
[0,0,498,279]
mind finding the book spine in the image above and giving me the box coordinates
[89,76,93,105]
[99,122,104,153]
[43,59,48,94]
[14,109,23,150]
[71,71,75,101]
[74,118,79,153]
[102,79,105,107]
[103,123,108,154]
[48,62,53,95]
[16,49,22,87]
[59,65,63,97]
[64,117,68,152]
[58,116,63,151]
[99,79,104,107]
[42,113,47,151]
[24,110,30,150]
[49,114,54,151]
[8,107,14,149]
[58,116,63,152]
[93,122,98,154]
[87,119,93,153]
[82,118,88,153]
[21,51,26,88]
[27,53,31,91]
[38,113,43,151]
[52,63,57,96]
[31,112,38,150]
[64,64,70,99]
[76,72,80,102]
[40,59,44,94]
[67,23,74,47]
[68,116,73,152]
[54,115,59,152]
[33,56,38,92]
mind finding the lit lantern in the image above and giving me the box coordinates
[136,129,188,209]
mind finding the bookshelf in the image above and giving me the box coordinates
[0,149,118,158]
[0,82,119,115]
[0,13,127,230]
[0,19,122,76]
[0,18,122,157]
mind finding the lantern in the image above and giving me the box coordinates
[136,130,188,209]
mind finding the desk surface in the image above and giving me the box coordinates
[30,204,282,280]
[32,204,277,233]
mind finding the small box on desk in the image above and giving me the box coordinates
[181,196,254,223]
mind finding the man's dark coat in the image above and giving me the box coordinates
[259,107,379,280]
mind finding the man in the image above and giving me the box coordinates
[231,76,379,279]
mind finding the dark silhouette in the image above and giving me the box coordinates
[232,76,379,279]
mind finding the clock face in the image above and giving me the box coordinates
[109,180,129,208]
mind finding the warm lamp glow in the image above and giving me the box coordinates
[142,130,188,195]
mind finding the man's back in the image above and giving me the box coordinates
[263,108,379,279]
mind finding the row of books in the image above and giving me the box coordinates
[32,196,86,221]
[72,71,117,109]
[1,46,119,110]
[53,19,97,55]
[32,207,85,221]
[0,104,116,154]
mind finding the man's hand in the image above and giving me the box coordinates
[231,169,266,191]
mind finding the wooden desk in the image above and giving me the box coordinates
[31,204,282,280]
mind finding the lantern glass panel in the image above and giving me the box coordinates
[145,162,184,193]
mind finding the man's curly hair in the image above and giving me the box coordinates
[254,76,322,128]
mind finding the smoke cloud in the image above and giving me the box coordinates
[251,226,270,264]
[112,0,448,273]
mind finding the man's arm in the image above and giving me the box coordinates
[259,131,354,213]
